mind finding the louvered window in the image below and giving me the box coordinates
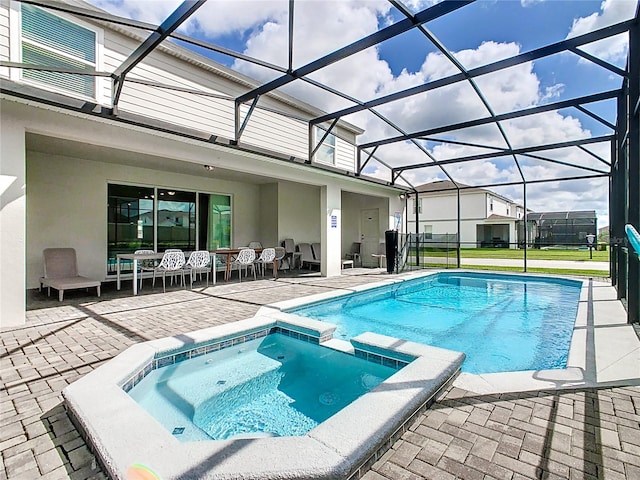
[21,4,96,98]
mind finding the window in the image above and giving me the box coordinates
[489,197,494,212]
[506,207,510,216]
[423,224,433,240]
[107,184,231,274]
[20,3,98,98]
[315,128,336,164]
[413,198,422,214]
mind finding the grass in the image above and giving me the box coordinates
[413,247,609,262]
[413,263,610,277]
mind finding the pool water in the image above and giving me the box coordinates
[128,334,395,441]
[290,272,582,374]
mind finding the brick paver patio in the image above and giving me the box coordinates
[2,271,639,479]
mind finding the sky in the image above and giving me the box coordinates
[86,0,639,228]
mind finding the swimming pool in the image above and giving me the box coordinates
[128,333,396,441]
[289,272,583,374]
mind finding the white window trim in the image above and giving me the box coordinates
[9,0,106,104]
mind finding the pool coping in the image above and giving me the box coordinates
[267,269,640,395]
[63,313,465,480]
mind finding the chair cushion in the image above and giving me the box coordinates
[41,276,101,290]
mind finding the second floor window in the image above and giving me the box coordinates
[315,128,336,164]
[413,198,422,214]
[20,4,97,98]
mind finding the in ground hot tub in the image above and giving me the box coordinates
[129,332,397,441]
[64,313,464,479]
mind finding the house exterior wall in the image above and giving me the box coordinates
[0,102,26,327]
[0,0,9,78]
[26,150,262,290]
[258,183,279,247]
[2,0,360,169]
[277,181,321,245]
[0,0,403,326]
[487,193,512,217]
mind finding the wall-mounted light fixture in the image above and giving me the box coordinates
[399,193,406,200]
[204,165,215,171]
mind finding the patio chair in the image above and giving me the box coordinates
[164,248,183,285]
[40,248,101,301]
[231,248,256,282]
[298,243,320,270]
[248,241,263,249]
[274,247,286,273]
[282,238,295,270]
[372,242,387,268]
[152,250,186,292]
[183,250,211,289]
[345,242,361,266]
[134,249,156,290]
[254,247,276,277]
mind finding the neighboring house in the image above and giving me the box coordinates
[0,0,403,326]
[598,225,610,243]
[407,181,526,248]
[527,211,597,247]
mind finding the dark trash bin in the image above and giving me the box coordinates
[385,230,398,274]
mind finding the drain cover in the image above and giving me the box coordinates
[319,392,338,405]
[217,380,226,385]
[277,355,285,360]
[172,427,185,435]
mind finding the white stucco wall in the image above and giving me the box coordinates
[0,106,26,327]
[277,181,321,244]
[258,183,279,247]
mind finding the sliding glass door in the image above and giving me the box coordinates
[107,184,231,275]
[107,184,154,274]
[199,193,231,250]
[157,189,196,252]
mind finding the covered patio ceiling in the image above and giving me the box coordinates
[7,0,639,196]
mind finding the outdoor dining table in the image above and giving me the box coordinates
[116,251,217,295]
[213,247,279,281]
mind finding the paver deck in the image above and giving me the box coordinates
[2,269,639,480]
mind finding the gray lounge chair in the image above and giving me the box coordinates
[40,248,101,301]
[298,243,320,269]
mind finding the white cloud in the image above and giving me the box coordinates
[520,0,544,6]
[567,0,637,63]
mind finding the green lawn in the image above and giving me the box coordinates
[415,263,610,277]
[414,247,609,262]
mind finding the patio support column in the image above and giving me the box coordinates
[627,14,639,323]
[0,116,26,327]
[614,88,628,301]
[320,184,341,277]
